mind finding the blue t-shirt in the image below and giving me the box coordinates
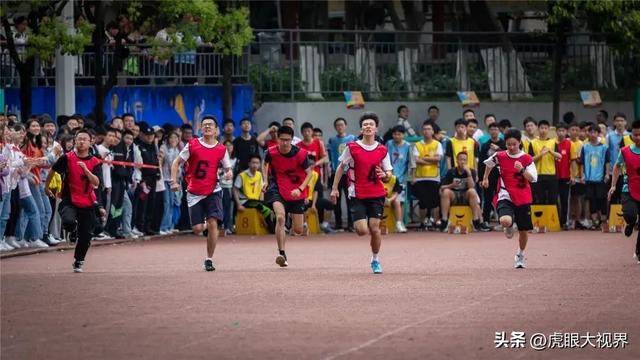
[328,134,356,172]
[606,131,629,168]
[386,140,411,184]
[580,142,609,182]
[439,136,450,179]
[615,144,640,193]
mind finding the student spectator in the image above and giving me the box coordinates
[257,121,280,150]
[298,122,328,177]
[396,105,417,137]
[478,122,505,226]
[233,154,274,233]
[607,113,629,203]
[136,127,161,235]
[446,118,479,170]
[221,140,237,235]
[232,118,260,172]
[385,125,412,232]
[424,105,441,134]
[568,122,588,229]
[555,123,572,230]
[522,117,537,153]
[529,120,561,205]
[382,174,406,233]
[282,117,302,145]
[222,119,235,143]
[159,132,181,235]
[579,124,611,229]
[467,117,483,142]
[411,121,443,229]
[498,119,512,134]
[327,117,356,231]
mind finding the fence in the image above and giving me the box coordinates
[2,30,638,101]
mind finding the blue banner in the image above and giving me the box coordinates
[5,85,254,129]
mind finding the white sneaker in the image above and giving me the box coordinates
[504,226,514,239]
[0,241,12,251]
[159,230,170,235]
[132,228,144,236]
[31,239,50,248]
[14,239,28,248]
[92,232,112,241]
[396,221,408,233]
[123,232,139,239]
[5,237,19,249]
[171,229,180,234]
[514,253,526,269]
[47,234,61,245]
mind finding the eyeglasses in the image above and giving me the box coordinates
[278,138,292,142]
[202,123,215,128]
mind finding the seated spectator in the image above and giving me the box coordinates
[439,152,491,232]
[383,175,406,233]
[304,165,335,234]
[233,154,274,233]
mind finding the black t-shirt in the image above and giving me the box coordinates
[478,138,506,180]
[233,135,260,171]
[51,153,102,205]
[442,167,476,192]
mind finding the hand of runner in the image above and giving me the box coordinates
[330,188,339,204]
[375,166,386,181]
[290,188,302,198]
[78,161,88,172]
[514,161,524,172]
[607,186,616,202]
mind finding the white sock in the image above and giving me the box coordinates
[371,253,379,262]
[206,257,213,262]
[517,249,524,256]
[321,221,330,227]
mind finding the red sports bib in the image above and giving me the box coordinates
[268,146,309,201]
[185,138,227,196]
[493,151,534,206]
[622,146,640,201]
[347,142,387,199]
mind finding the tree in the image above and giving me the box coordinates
[1,0,93,121]
[548,0,640,124]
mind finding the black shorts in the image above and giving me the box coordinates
[452,190,469,205]
[584,182,607,200]
[188,191,223,227]
[571,183,586,197]
[496,200,533,231]
[350,197,385,221]
[411,181,440,209]
[265,188,306,214]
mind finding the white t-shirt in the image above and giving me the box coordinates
[179,138,232,207]
[483,151,538,203]
[472,129,484,142]
[339,140,393,198]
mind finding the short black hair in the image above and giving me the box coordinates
[14,16,27,25]
[467,118,479,125]
[538,120,550,127]
[588,124,600,133]
[487,122,499,129]
[180,123,193,131]
[523,116,537,127]
[300,122,314,132]
[504,129,522,142]
[240,118,251,125]
[428,105,439,113]
[359,112,379,127]
[562,111,575,124]
[568,122,579,129]
[397,105,408,114]
[75,128,93,139]
[201,115,218,127]
[107,21,119,30]
[268,121,281,129]
[333,117,347,127]
[277,125,294,137]
[454,118,467,127]
[223,118,234,126]
[632,120,640,130]
[484,114,496,123]
[123,130,134,137]
[556,122,568,130]
[598,110,609,119]
[462,109,475,116]
[578,121,591,129]
[122,113,135,120]
[613,112,627,121]
[313,127,323,135]
[391,125,405,134]
[282,117,295,124]
[248,153,262,162]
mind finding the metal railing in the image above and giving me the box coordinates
[2,30,638,101]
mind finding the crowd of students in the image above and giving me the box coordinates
[0,107,632,262]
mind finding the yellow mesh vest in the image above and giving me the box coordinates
[306,171,319,201]
[240,171,263,201]
[414,140,440,178]
[383,175,397,199]
[450,137,476,169]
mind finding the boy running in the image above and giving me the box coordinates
[609,120,640,264]
[331,113,393,274]
[45,129,105,273]
[482,129,538,269]
[263,126,313,267]
[170,116,232,272]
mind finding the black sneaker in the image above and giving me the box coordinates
[202,229,208,238]
[203,259,215,272]
[624,224,634,237]
[476,221,492,232]
[66,230,78,245]
[438,219,449,232]
[72,260,84,273]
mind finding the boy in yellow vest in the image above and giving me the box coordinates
[411,121,443,229]
[446,118,479,170]
[233,154,274,232]
[522,117,538,154]
[529,120,562,204]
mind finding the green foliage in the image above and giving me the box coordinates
[320,66,366,98]
[248,64,303,100]
[548,0,640,55]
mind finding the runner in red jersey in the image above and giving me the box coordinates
[263,125,313,268]
[170,116,232,272]
[609,119,640,264]
[482,129,538,269]
[330,113,392,274]
[297,122,328,177]
[45,129,104,273]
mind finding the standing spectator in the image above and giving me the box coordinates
[385,125,412,233]
[327,117,356,231]
[478,122,506,226]
[477,114,502,148]
[174,14,202,85]
[446,119,479,170]
[220,140,237,235]
[411,122,443,229]
[123,113,136,131]
[232,118,260,172]
[222,119,235,143]
[159,132,181,235]
[424,105,441,134]
[522,117,538,153]
[467,117,484,142]
[136,127,160,235]
[607,113,629,203]
[529,120,561,205]
[568,122,587,229]
[179,123,194,148]
[297,122,328,177]
[282,117,302,145]
[555,123,572,230]
[579,124,610,229]
[257,122,280,150]
[396,105,417,137]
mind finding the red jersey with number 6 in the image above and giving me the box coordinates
[185,138,226,196]
[493,151,534,207]
[347,142,388,199]
[66,151,101,208]
[267,146,309,201]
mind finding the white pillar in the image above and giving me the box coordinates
[56,0,75,117]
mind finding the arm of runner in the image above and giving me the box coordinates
[608,153,622,201]
[481,153,498,188]
[330,162,345,204]
[170,156,185,191]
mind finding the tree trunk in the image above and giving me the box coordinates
[222,55,232,120]
[19,61,34,122]
[552,30,564,125]
[92,1,106,126]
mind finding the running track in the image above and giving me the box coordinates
[2,231,639,359]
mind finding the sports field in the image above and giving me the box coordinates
[1,231,639,359]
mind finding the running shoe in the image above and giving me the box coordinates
[203,259,215,272]
[504,225,514,239]
[514,253,525,269]
[275,254,288,267]
[370,260,383,274]
[625,224,634,237]
[396,221,408,233]
[73,260,84,273]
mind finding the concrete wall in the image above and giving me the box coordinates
[254,101,635,137]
